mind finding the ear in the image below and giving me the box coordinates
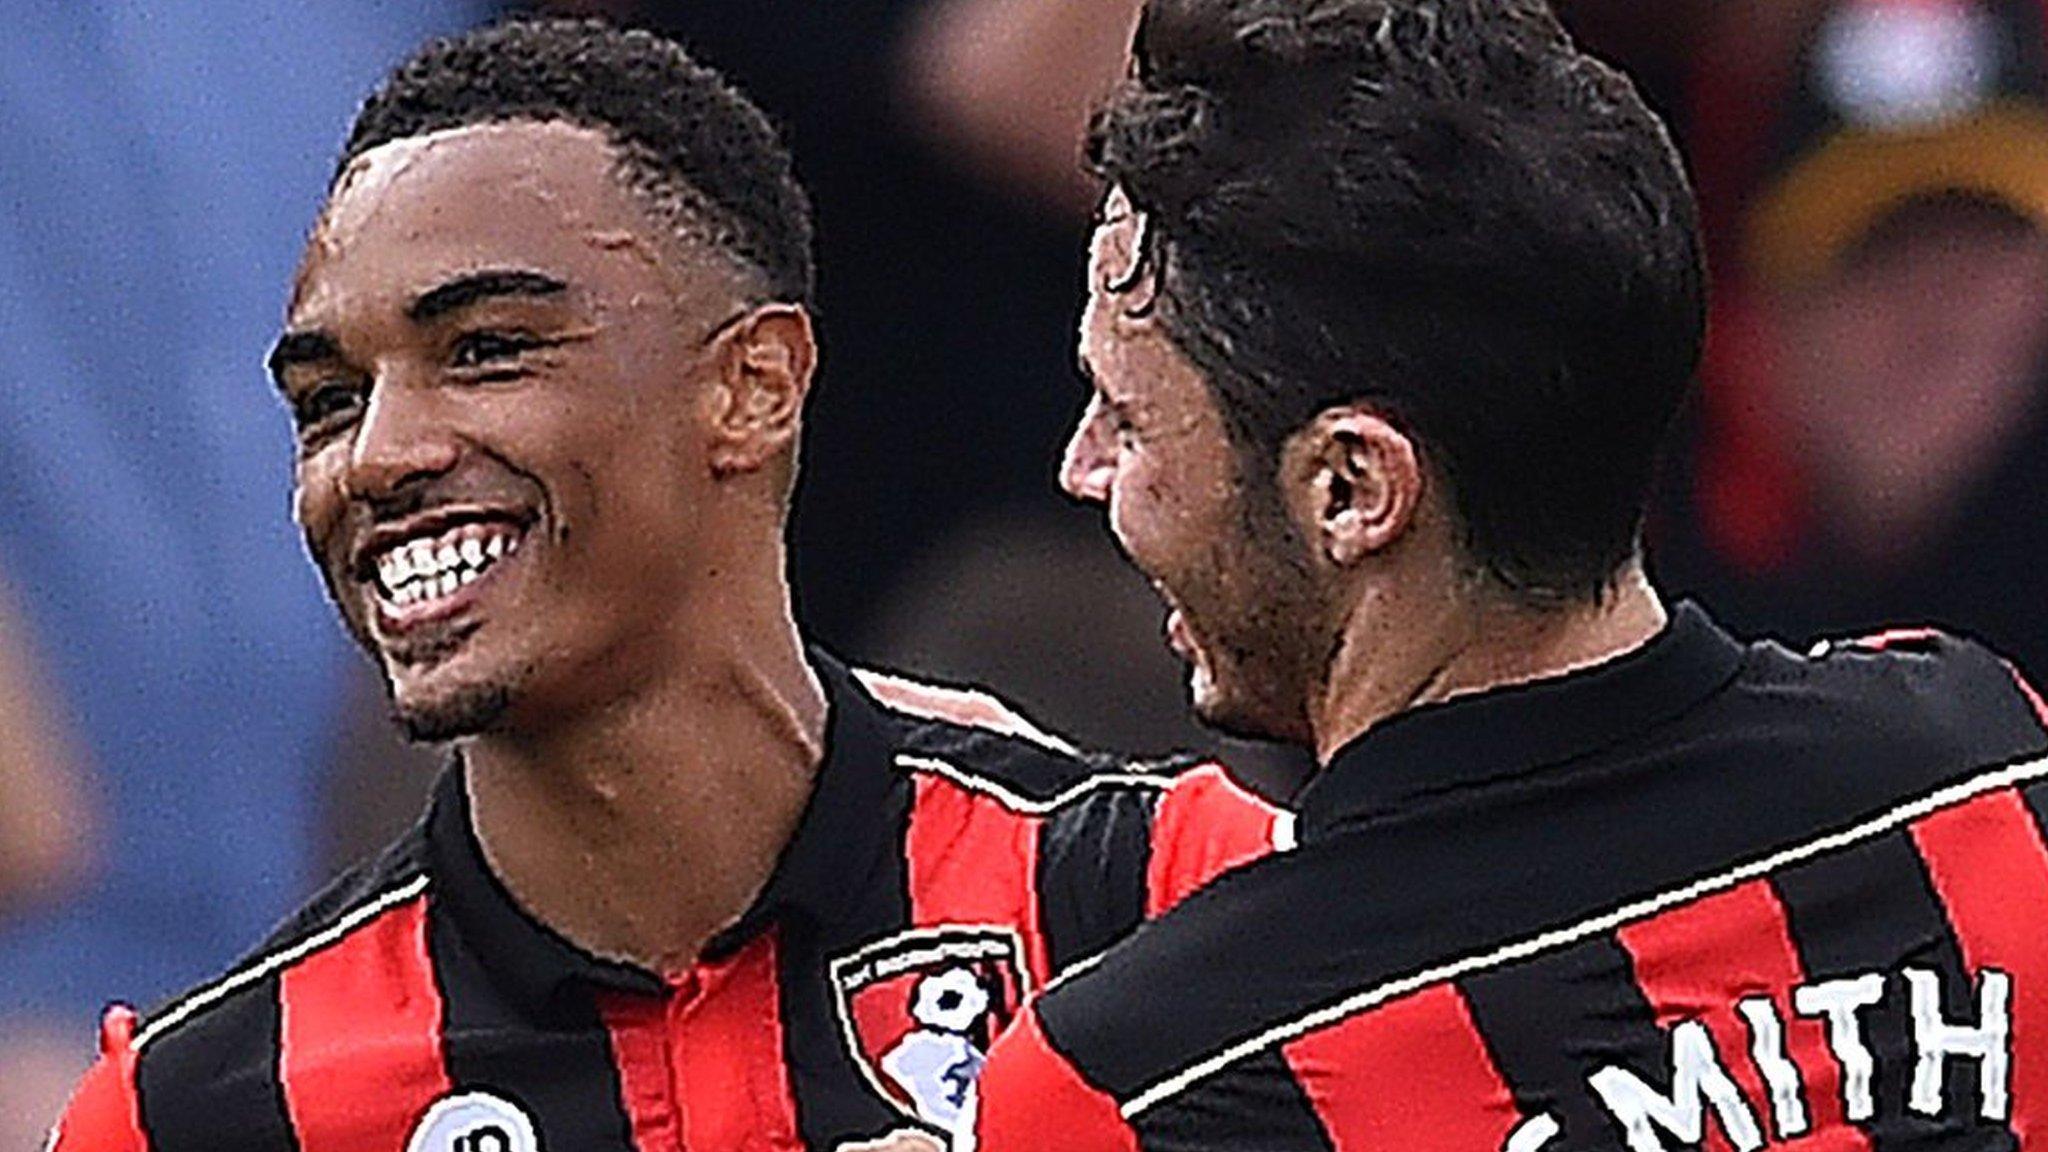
[1284,406,1423,568]
[706,304,818,477]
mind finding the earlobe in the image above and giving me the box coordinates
[707,305,817,476]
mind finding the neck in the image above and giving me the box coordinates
[463,555,825,975]
[1311,561,1667,765]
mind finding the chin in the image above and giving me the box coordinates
[388,675,515,744]
[1184,644,1317,745]
[1187,671,1290,744]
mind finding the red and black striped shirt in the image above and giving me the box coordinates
[51,652,1283,1152]
[973,605,2048,1151]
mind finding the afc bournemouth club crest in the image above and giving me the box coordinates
[829,926,1030,1129]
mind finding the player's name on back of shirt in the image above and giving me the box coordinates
[975,611,2048,1152]
[1563,961,2010,1152]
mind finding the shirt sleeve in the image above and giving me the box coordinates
[1030,761,1285,980]
[1142,763,1289,918]
[968,1005,1137,1152]
[47,1006,150,1152]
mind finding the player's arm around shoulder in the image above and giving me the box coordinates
[859,665,1288,933]
[1140,759,1291,916]
[47,1007,148,1152]
[828,1000,1138,1152]
[964,1001,1139,1152]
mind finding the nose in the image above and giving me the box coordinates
[1059,397,1116,504]
[341,378,460,504]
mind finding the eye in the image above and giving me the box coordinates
[291,380,365,440]
[1107,404,1139,448]
[449,330,549,376]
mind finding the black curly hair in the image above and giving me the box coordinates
[342,17,814,304]
[1088,0,1706,602]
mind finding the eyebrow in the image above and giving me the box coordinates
[266,331,341,388]
[407,269,568,323]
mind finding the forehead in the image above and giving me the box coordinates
[1087,188,1146,297]
[1080,190,1166,376]
[293,120,695,320]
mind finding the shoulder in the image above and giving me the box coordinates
[854,663,1286,893]
[113,822,433,1138]
[1732,624,2048,768]
[854,663,1203,811]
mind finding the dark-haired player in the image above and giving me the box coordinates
[46,19,1284,1152]
[956,1,2048,1149]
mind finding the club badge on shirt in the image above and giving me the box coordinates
[829,926,1030,1130]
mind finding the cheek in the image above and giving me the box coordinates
[292,451,349,553]
[1107,452,1209,563]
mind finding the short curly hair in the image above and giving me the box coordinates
[1089,0,1706,602]
[342,17,815,304]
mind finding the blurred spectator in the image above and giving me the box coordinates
[535,0,1139,652]
[1656,0,2048,677]
[0,1,479,1141]
[0,572,95,1148]
[0,573,95,921]
[901,0,1145,212]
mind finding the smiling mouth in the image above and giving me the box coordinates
[364,519,528,626]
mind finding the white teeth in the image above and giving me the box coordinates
[370,523,526,613]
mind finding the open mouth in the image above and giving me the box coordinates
[361,516,530,629]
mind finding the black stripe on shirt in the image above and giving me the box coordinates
[782,757,922,1147]
[1457,935,1668,1149]
[2023,777,2048,847]
[1036,787,1157,976]
[426,894,639,1152]
[136,974,297,1152]
[1129,1048,1336,1152]
[1772,829,2016,1151]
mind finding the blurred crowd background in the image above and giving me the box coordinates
[5,0,2048,1140]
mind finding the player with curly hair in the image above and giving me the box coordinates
[45,18,1284,1152]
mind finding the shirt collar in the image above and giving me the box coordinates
[426,647,900,1011]
[1295,601,1745,841]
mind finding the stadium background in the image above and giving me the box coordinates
[4,0,2047,1142]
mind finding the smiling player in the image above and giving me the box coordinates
[46,19,1282,1152]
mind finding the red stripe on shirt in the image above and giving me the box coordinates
[674,932,801,1152]
[1617,880,1869,1150]
[1910,787,2048,1143]
[600,935,800,1152]
[1282,983,1523,1152]
[50,1007,149,1152]
[1846,628,1944,652]
[1145,764,1283,918]
[905,772,1049,985]
[599,994,681,1152]
[279,894,449,1151]
[976,1007,1138,1152]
